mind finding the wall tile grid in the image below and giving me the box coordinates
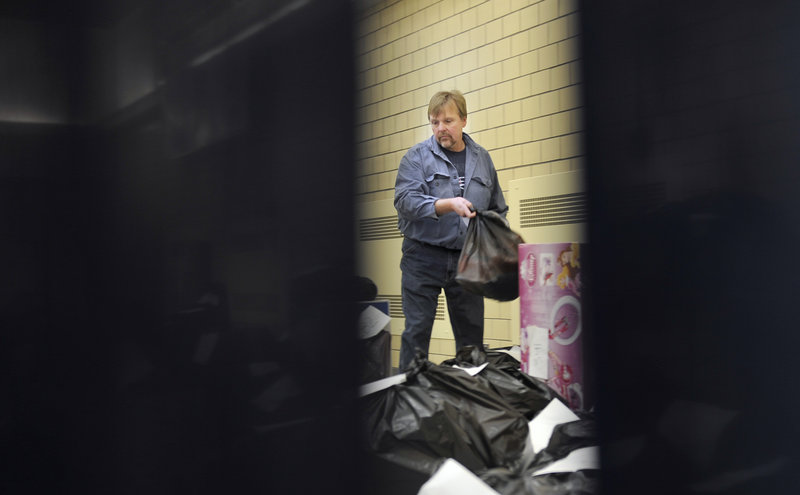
[356,0,584,365]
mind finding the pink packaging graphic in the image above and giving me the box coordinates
[519,242,586,410]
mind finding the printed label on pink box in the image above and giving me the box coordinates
[519,242,586,410]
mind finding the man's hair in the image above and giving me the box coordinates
[428,90,467,120]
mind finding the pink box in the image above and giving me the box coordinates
[519,243,587,410]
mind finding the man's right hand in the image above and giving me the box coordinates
[434,197,476,218]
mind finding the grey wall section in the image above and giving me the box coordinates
[1,1,362,494]
[582,1,800,493]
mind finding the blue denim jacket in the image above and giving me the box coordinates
[394,132,508,250]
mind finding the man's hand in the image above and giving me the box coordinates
[434,197,476,218]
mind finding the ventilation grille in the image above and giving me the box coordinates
[519,192,588,229]
[376,294,445,320]
[359,216,403,241]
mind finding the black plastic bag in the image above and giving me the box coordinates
[360,329,392,384]
[456,209,524,301]
[547,420,597,460]
[528,418,598,473]
[360,358,531,476]
[482,468,601,495]
[442,346,555,420]
[481,411,600,494]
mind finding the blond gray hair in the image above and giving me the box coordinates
[427,90,467,120]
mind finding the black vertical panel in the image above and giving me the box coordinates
[581,1,800,493]
[2,1,361,494]
[0,123,112,493]
[95,3,361,495]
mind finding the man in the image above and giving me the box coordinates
[394,90,508,370]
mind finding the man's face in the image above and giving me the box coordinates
[430,101,467,151]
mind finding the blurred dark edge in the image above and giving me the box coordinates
[581,0,800,494]
[7,0,800,494]
[1,1,363,494]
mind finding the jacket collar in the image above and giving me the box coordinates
[426,133,480,191]
[426,132,477,158]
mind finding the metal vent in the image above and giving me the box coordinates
[359,216,403,241]
[519,192,588,229]
[377,294,445,320]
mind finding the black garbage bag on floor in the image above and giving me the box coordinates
[547,420,597,460]
[481,411,600,494]
[442,346,555,420]
[489,351,564,398]
[456,209,525,301]
[361,356,531,477]
[527,417,598,473]
[360,329,392,384]
[482,468,601,495]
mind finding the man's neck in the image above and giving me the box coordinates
[442,141,466,153]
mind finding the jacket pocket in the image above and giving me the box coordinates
[426,172,455,198]
[466,173,493,210]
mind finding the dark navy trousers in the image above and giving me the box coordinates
[398,237,484,370]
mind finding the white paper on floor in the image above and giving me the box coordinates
[358,304,392,339]
[358,373,407,397]
[452,362,489,376]
[529,398,580,453]
[417,458,501,495]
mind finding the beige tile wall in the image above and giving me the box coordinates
[355,0,585,366]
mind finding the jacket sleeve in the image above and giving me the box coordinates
[394,147,440,221]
